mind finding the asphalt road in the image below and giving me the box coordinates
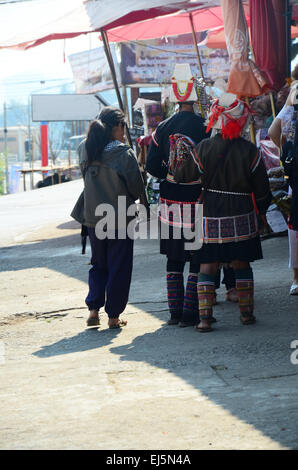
[0,180,297,450]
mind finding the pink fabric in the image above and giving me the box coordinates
[258,140,281,171]
[221,0,269,98]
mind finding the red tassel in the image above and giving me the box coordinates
[221,120,242,140]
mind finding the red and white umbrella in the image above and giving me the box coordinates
[105,5,249,43]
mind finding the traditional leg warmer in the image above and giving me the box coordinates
[182,273,199,324]
[166,272,184,321]
[197,273,216,322]
[235,268,254,317]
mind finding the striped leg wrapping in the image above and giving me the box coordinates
[197,278,215,320]
[182,274,199,323]
[167,272,184,319]
[236,279,254,315]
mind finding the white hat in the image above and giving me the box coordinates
[210,92,242,131]
[206,95,252,140]
[170,63,198,103]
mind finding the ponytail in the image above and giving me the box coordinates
[86,106,125,165]
[86,120,109,165]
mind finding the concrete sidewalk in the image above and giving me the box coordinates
[0,181,297,450]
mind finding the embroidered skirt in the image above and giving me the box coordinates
[202,211,258,244]
[158,180,202,262]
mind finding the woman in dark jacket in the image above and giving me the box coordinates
[74,107,144,328]
[193,94,272,332]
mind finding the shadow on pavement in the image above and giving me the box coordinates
[33,327,122,357]
[1,231,298,449]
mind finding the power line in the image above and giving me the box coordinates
[108,34,203,57]
[2,78,73,85]
[0,0,37,5]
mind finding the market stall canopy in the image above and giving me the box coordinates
[0,0,221,50]
[105,5,249,43]
[201,24,298,50]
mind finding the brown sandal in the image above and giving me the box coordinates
[86,316,100,327]
[194,324,214,333]
[109,319,127,329]
[240,314,256,325]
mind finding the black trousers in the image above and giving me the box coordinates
[86,227,134,318]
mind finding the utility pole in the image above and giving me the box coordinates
[27,95,33,189]
[3,102,9,194]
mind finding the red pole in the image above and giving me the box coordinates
[40,122,48,168]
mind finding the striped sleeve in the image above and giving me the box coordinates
[250,149,262,173]
[250,152,272,214]
[151,129,159,147]
[195,141,204,174]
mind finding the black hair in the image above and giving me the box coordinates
[178,101,195,110]
[86,106,125,164]
[292,64,298,81]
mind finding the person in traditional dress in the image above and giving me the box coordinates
[192,93,272,332]
[146,64,210,327]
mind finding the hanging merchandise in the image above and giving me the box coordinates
[194,77,211,118]
[146,175,161,205]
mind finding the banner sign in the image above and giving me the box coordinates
[32,94,102,122]
[120,35,230,85]
[68,45,121,93]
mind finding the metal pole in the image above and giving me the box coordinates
[269,92,276,120]
[245,97,256,144]
[100,28,132,147]
[28,95,33,189]
[3,102,9,194]
[122,85,131,128]
[100,28,124,111]
[31,135,34,189]
[189,12,205,80]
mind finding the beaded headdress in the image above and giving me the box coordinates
[170,64,198,103]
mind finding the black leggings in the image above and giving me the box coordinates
[167,258,235,289]
[166,257,200,274]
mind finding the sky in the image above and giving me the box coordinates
[0,31,102,107]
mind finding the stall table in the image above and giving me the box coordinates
[18,165,80,191]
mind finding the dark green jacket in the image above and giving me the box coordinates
[71,143,144,229]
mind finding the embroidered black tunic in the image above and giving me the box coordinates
[146,111,208,262]
[194,134,272,263]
